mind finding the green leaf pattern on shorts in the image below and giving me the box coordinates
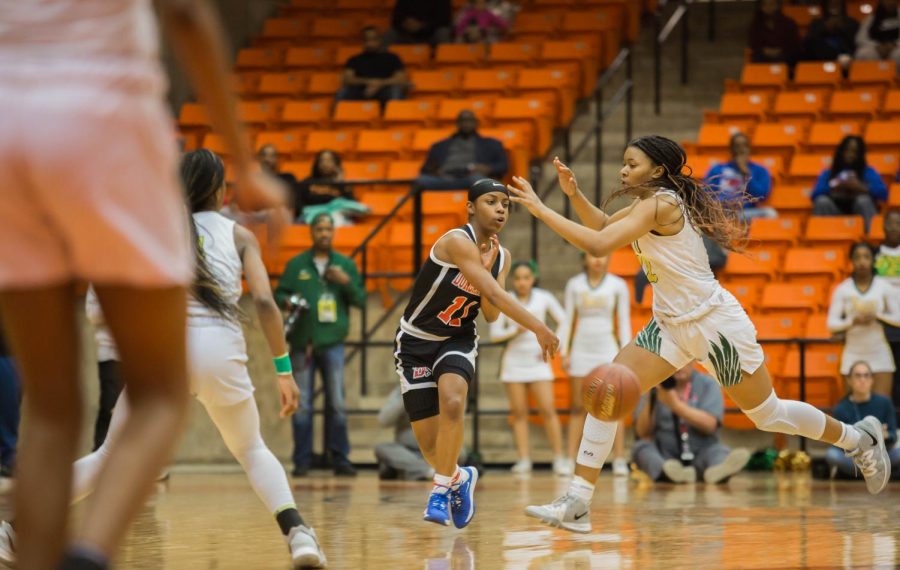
[635,318,661,356]
[708,332,742,387]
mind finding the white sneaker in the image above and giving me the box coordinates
[510,459,532,474]
[703,448,750,484]
[287,525,326,569]
[552,457,573,477]
[524,494,591,534]
[662,459,696,483]
[612,458,629,477]
[0,521,15,567]
[848,415,892,494]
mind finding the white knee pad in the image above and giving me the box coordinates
[743,391,826,439]
[577,415,618,469]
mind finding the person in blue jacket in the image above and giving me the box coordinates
[812,135,887,232]
[704,132,775,220]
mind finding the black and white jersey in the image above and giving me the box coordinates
[400,224,504,340]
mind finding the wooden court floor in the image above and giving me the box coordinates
[3,471,898,569]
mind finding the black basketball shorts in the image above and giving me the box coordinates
[393,329,477,422]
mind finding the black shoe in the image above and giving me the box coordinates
[378,464,399,480]
[291,466,309,478]
[333,463,357,477]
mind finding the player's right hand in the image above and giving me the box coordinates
[278,373,300,418]
[553,156,579,197]
[537,326,560,362]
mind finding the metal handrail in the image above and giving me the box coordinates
[653,0,691,115]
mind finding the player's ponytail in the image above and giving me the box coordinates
[180,149,239,321]
[607,135,748,252]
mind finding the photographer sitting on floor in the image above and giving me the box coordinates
[632,363,750,484]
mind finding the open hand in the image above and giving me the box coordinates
[325,266,351,286]
[553,157,580,197]
[536,325,560,362]
[277,373,300,417]
[480,235,500,270]
[507,175,545,217]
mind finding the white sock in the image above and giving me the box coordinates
[433,472,454,493]
[568,475,595,503]
[834,422,861,451]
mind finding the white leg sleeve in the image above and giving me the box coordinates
[71,392,130,503]
[576,415,618,469]
[743,390,827,440]
[205,397,296,513]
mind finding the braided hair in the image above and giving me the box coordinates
[181,149,239,322]
[606,135,748,252]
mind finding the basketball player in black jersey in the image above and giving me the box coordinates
[394,178,559,528]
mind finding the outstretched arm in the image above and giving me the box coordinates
[235,225,300,417]
[441,235,559,360]
[553,157,609,230]
[479,241,510,323]
[508,176,667,257]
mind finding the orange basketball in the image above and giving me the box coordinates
[581,363,641,421]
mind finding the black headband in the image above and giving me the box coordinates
[468,178,509,202]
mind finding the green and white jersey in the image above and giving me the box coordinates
[631,189,719,322]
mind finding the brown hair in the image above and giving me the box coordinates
[605,135,748,252]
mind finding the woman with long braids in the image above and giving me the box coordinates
[507,136,892,534]
[1,150,327,569]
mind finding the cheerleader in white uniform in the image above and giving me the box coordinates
[490,261,568,475]
[560,253,631,475]
[828,242,900,397]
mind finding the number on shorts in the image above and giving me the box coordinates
[437,296,478,327]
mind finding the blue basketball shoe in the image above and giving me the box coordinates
[449,466,478,529]
[423,487,451,526]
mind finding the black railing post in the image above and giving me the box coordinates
[595,81,604,203]
[625,49,633,144]
[654,8,662,115]
[530,166,540,262]
[798,339,807,452]
[360,247,368,396]
[412,187,423,275]
[708,0,716,42]
[681,0,689,86]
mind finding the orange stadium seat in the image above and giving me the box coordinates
[890,183,900,208]
[804,121,861,152]
[751,122,806,162]
[754,313,806,340]
[882,90,900,119]
[765,185,812,223]
[355,129,413,161]
[516,68,578,126]
[435,44,485,68]
[307,72,343,98]
[804,313,832,340]
[311,17,360,39]
[686,155,727,179]
[771,90,828,122]
[332,101,381,128]
[826,89,883,121]
[284,47,335,70]
[747,217,801,252]
[868,153,899,182]
[391,45,431,69]
[863,120,900,152]
[420,191,469,228]
[868,214,886,243]
[777,346,843,407]
[179,103,210,130]
[718,92,772,121]
[305,130,357,155]
[281,161,312,180]
[781,247,846,290]
[803,216,864,248]
[793,61,842,89]
[410,70,462,97]
[255,131,305,155]
[561,8,622,66]
[491,97,554,156]
[281,101,331,128]
[436,98,494,126]
[462,69,516,96]
[236,48,283,70]
[342,160,386,181]
[333,46,361,68]
[722,280,761,312]
[786,153,831,185]
[488,42,539,67]
[386,160,423,181]
[383,100,437,128]
[848,60,897,88]
[609,248,640,279]
[739,63,788,92]
[256,72,307,100]
[696,123,750,155]
[259,18,307,42]
[513,12,563,38]
[411,129,455,157]
[723,249,781,286]
[232,73,260,97]
[759,283,826,314]
[539,41,598,97]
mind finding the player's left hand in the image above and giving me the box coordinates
[480,235,500,270]
[507,176,545,217]
[277,373,300,417]
[325,266,351,285]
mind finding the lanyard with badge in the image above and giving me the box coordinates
[677,381,695,465]
[316,257,338,324]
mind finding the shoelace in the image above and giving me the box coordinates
[853,449,878,477]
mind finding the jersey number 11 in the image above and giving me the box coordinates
[437,296,478,327]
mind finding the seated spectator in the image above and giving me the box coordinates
[258,143,299,190]
[811,136,887,232]
[875,211,900,408]
[704,132,776,220]
[0,328,19,486]
[828,242,900,397]
[337,27,408,107]
[748,0,800,66]
[416,110,508,190]
[455,0,509,44]
[489,0,520,25]
[802,0,859,63]
[855,0,900,65]
[632,363,751,484]
[825,361,900,479]
[298,150,368,226]
[385,0,452,46]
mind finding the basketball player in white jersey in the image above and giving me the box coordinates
[0,2,285,568]
[507,138,891,533]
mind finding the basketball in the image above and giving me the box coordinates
[581,363,641,421]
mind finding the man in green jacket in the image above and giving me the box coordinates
[275,213,365,477]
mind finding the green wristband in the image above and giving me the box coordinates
[273,353,292,375]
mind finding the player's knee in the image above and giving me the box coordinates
[743,393,794,435]
[582,414,617,444]
[510,406,528,422]
[537,402,557,420]
[441,394,466,420]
